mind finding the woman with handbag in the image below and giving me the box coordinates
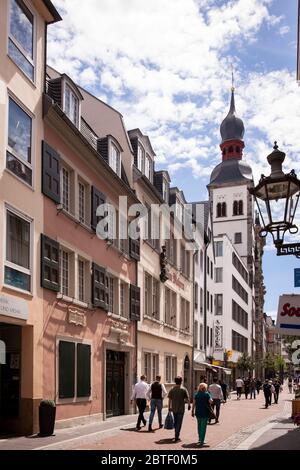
[191,383,213,447]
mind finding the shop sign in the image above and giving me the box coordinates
[0,294,28,321]
[276,294,300,336]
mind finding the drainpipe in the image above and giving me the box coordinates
[191,249,197,397]
[204,242,209,360]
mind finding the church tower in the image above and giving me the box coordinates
[207,87,254,271]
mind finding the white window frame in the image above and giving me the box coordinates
[4,203,33,294]
[145,154,151,180]
[110,142,121,177]
[78,258,85,303]
[6,93,34,188]
[61,248,70,297]
[7,0,36,83]
[78,180,86,224]
[56,336,92,404]
[63,81,80,128]
[215,267,223,283]
[143,351,159,383]
[137,143,145,173]
[165,355,177,384]
[120,281,129,319]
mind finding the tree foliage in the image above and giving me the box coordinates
[236,353,255,373]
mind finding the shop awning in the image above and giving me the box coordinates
[211,364,232,374]
[194,360,218,373]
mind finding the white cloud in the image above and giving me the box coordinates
[279,25,290,36]
[48,0,298,189]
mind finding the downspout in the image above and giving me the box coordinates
[204,242,208,360]
[191,249,197,397]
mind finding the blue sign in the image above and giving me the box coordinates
[294,269,300,288]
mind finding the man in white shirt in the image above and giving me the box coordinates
[208,377,223,423]
[235,377,244,400]
[131,375,150,430]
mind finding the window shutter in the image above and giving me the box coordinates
[41,234,60,292]
[92,263,108,311]
[42,141,61,204]
[91,186,106,231]
[129,237,140,261]
[47,78,62,107]
[77,343,91,398]
[59,341,75,399]
[130,284,141,321]
[129,137,138,166]
[97,137,109,163]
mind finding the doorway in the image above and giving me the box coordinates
[0,324,21,433]
[106,350,125,418]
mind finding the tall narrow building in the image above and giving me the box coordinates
[207,88,256,377]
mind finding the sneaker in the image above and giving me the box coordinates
[198,441,204,447]
[159,424,164,429]
[136,427,141,431]
[148,426,154,432]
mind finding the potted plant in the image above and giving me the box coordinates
[39,400,56,436]
[292,386,300,418]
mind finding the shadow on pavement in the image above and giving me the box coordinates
[251,426,300,450]
[155,438,177,445]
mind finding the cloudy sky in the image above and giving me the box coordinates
[49,0,300,317]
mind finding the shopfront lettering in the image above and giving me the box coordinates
[280,303,300,317]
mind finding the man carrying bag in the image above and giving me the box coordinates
[167,376,190,442]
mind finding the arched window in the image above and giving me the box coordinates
[217,203,222,218]
[238,200,243,215]
[221,202,227,217]
[236,146,240,153]
[222,148,226,156]
[229,146,233,153]
[233,200,238,216]
[233,200,243,216]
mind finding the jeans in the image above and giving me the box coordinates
[250,389,256,399]
[210,399,221,422]
[274,390,279,404]
[136,398,147,428]
[196,417,208,443]
[148,399,163,427]
[245,387,249,399]
[264,393,271,408]
[236,387,242,399]
[173,412,184,439]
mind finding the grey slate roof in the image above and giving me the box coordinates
[220,89,245,143]
[208,159,253,187]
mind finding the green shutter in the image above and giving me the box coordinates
[77,343,91,398]
[59,341,75,399]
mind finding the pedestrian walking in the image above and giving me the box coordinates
[288,376,293,393]
[263,379,272,409]
[192,382,213,447]
[147,375,167,432]
[219,379,228,403]
[270,381,275,404]
[235,377,244,400]
[131,375,150,430]
[256,379,262,395]
[208,377,223,423]
[168,376,190,442]
[250,378,256,399]
[273,380,281,404]
[244,377,250,399]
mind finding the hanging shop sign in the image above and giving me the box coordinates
[276,294,300,336]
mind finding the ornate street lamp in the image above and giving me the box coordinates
[249,142,300,256]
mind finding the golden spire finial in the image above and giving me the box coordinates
[231,63,235,92]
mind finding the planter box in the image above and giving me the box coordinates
[291,399,300,418]
[39,405,56,436]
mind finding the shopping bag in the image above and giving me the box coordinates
[164,411,174,430]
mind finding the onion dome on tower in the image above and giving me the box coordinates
[208,87,253,187]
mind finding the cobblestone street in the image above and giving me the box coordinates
[0,388,296,451]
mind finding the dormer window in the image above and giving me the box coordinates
[137,144,144,172]
[8,0,34,81]
[176,200,183,223]
[162,179,168,201]
[64,83,79,127]
[110,142,121,176]
[145,154,151,180]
